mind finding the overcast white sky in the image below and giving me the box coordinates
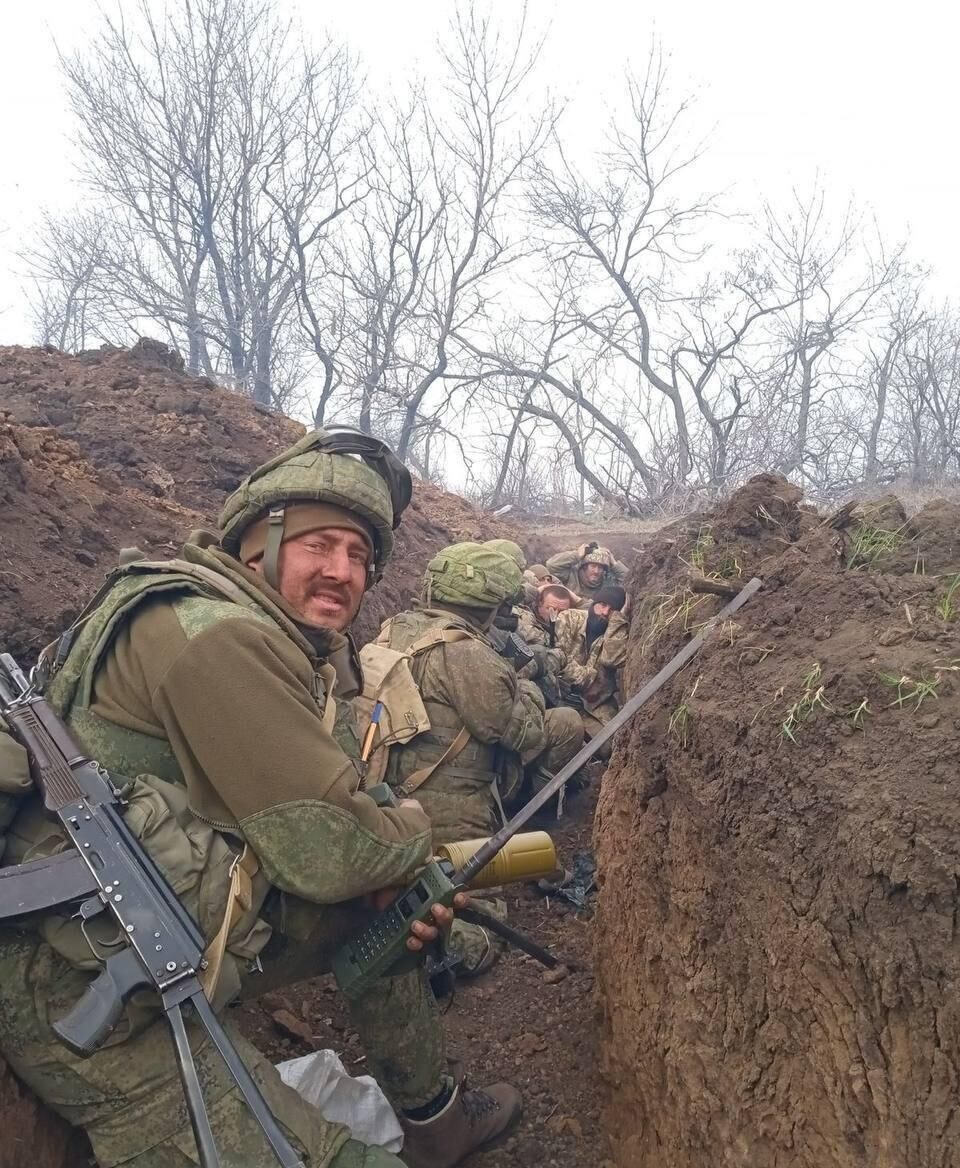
[0,0,957,344]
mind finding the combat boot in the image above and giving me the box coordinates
[400,1079,522,1168]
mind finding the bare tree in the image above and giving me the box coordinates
[378,5,555,460]
[38,0,361,406]
[760,191,905,488]
[22,211,115,350]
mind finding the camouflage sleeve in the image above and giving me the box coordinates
[598,613,629,671]
[612,560,630,585]
[502,679,547,756]
[554,611,595,689]
[560,655,595,689]
[433,638,545,753]
[545,549,578,577]
[150,615,432,903]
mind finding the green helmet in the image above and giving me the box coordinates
[219,427,412,584]
[424,542,523,609]
[483,539,526,571]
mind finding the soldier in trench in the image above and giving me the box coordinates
[554,584,629,760]
[0,431,522,1168]
[372,541,583,976]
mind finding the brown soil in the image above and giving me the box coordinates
[0,341,599,1167]
[597,472,960,1168]
[0,340,521,657]
[521,523,659,572]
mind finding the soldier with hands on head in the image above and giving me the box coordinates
[545,541,629,608]
[0,429,519,1168]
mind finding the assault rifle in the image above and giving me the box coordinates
[0,654,302,1168]
[333,577,763,999]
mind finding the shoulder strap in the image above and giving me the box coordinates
[133,559,255,609]
[364,623,480,794]
[395,726,473,798]
[405,626,476,656]
[39,558,256,684]
[392,626,476,795]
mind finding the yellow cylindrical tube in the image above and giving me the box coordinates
[436,831,558,890]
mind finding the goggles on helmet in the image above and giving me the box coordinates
[318,426,412,529]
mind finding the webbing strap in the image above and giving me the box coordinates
[378,625,476,794]
[404,627,475,656]
[317,663,338,735]
[262,507,286,590]
[396,725,472,798]
[199,844,259,998]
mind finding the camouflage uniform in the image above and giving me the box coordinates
[544,546,630,608]
[514,603,565,705]
[379,545,582,972]
[0,437,441,1168]
[554,607,628,755]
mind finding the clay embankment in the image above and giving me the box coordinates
[597,475,960,1167]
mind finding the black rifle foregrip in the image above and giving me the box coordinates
[52,947,151,1056]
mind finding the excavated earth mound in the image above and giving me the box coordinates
[596,472,960,1168]
[0,341,520,1166]
[0,341,518,658]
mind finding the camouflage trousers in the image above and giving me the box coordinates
[579,701,618,761]
[449,709,583,974]
[527,707,584,778]
[0,930,444,1167]
[447,895,508,976]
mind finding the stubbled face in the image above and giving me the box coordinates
[580,562,605,588]
[254,528,370,631]
[538,594,572,624]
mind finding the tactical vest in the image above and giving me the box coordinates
[1,543,342,1016]
[377,609,503,843]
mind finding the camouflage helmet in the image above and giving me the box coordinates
[581,544,616,568]
[424,542,523,610]
[219,427,412,586]
[483,539,526,571]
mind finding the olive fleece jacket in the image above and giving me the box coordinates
[88,572,432,905]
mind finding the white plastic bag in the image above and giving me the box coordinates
[277,1049,404,1152]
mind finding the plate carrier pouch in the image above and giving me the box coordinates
[355,625,477,796]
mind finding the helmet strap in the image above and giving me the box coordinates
[263,506,286,591]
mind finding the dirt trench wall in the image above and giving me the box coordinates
[596,476,960,1168]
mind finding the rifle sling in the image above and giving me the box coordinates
[199,844,259,997]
